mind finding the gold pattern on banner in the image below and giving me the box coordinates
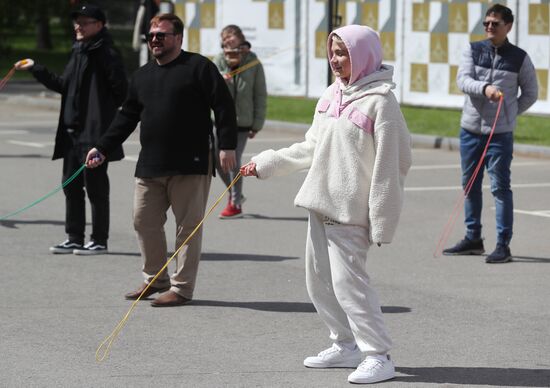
[315,30,327,58]
[200,3,216,28]
[430,33,448,63]
[361,3,379,30]
[337,2,347,27]
[529,4,549,35]
[470,33,486,43]
[449,65,461,95]
[188,28,200,53]
[449,3,468,33]
[413,3,429,32]
[174,3,185,22]
[381,32,395,61]
[410,63,428,93]
[269,2,285,29]
[536,69,548,100]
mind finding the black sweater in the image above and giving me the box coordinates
[96,51,237,177]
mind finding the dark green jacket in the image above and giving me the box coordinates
[213,51,267,132]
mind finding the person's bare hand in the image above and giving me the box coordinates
[248,130,257,139]
[85,148,106,168]
[14,58,34,70]
[219,149,236,173]
[485,85,502,102]
[240,161,258,177]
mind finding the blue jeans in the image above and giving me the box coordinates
[460,128,513,246]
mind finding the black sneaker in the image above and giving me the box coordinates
[50,239,83,254]
[442,238,485,255]
[485,244,512,263]
[73,241,108,256]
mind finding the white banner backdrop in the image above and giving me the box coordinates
[517,1,550,114]
[171,0,548,115]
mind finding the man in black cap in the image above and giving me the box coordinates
[14,4,128,255]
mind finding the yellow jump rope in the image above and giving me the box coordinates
[95,172,242,362]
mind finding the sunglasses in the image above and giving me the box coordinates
[74,20,99,27]
[145,32,177,42]
[482,21,505,28]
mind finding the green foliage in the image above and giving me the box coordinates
[401,105,461,138]
[0,19,138,80]
[267,96,316,124]
[266,96,550,146]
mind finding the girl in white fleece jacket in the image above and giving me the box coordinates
[241,25,411,385]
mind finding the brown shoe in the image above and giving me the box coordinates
[150,291,191,307]
[124,283,170,300]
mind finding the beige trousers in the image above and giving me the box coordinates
[305,211,392,355]
[133,173,211,299]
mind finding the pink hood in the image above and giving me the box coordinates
[327,24,382,85]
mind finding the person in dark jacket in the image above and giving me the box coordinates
[443,4,537,263]
[85,14,237,307]
[15,4,128,255]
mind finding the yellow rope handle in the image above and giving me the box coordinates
[226,59,260,78]
[224,42,302,79]
[96,172,242,362]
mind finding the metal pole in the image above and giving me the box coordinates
[327,0,334,86]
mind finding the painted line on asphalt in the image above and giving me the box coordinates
[253,137,303,142]
[513,209,550,218]
[6,140,50,148]
[412,161,549,170]
[0,130,29,135]
[491,206,550,218]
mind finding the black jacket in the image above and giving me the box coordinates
[31,28,128,161]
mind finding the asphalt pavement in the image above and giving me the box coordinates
[0,83,549,387]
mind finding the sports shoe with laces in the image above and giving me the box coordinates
[303,343,362,368]
[73,241,108,256]
[348,354,395,384]
[442,237,484,255]
[49,239,83,254]
[485,244,512,263]
[219,202,243,219]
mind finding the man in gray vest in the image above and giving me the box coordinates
[443,4,537,263]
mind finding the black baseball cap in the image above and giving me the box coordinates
[70,4,106,24]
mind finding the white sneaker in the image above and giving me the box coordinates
[303,343,362,368]
[348,355,395,384]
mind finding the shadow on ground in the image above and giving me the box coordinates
[512,255,550,263]
[396,366,550,387]
[191,300,411,314]
[201,252,299,262]
[0,219,64,228]
[244,214,308,222]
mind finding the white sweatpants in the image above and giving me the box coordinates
[305,211,392,355]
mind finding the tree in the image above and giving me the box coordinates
[0,0,72,50]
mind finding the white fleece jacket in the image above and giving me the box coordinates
[252,26,411,244]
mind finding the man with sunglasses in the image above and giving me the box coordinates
[85,14,237,307]
[14,4,128,256]
[443,4,538,263]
